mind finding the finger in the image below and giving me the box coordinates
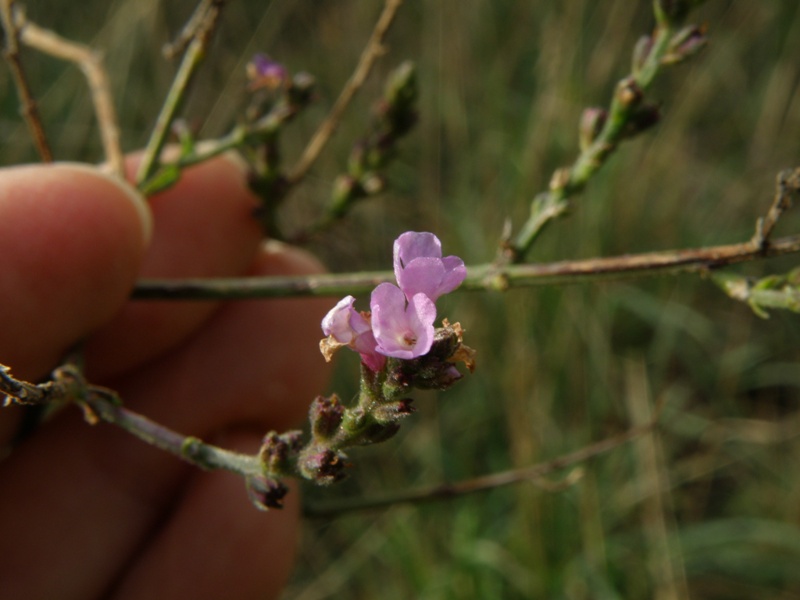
[107,241,332,432]
[0,242,331,597]
[0,163,150,380]
[110,431,301,600]
[0,163,150,445]
[85,153,264,381]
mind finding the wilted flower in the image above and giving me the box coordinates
[320,296,385,372]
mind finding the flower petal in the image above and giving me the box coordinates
[321,295,385,370]
[393,232,442,281]
[371,284,436,359]
[396,257,446,301]
[321,296,358,343]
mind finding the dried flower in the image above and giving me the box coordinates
[320,296,385,372]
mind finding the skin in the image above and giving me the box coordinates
[0,155,330,599]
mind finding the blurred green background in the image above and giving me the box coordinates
[5,1,800,598]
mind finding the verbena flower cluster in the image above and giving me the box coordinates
[320,232,467,371]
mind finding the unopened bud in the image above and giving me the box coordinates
[578,107,607,151]
[309,395,345,441]
[347,141,368,175]
[355,421,402,445]
[662,24,708,65]
[549,168,571,192]
[298,446,348,485]
[361,173,386,195]
[622,103,661,138]
[632,35,654,75]
[246,474,289,510]
[286,72,316,109]
[615,77,643,109]
[380,62,418,138]
[386,322,475,391]
[246,54,288,91]
[372,398,415,425]
[330,175,362,217]
[259,430,303,475]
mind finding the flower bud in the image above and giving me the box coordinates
[578,107,607,151]
[385,321,475,391]
[662,24,708,65]
[632,35,654,75]
[246,54,288,91]
[246,475,289,510]
[361,173,386,195]
[347,141,368,176]
[352,421,402,445]
[615,77,643,109]
[549,168,571,193]
[298,446,349,485]
[372,398,415,425]
[622,103,661,138]
[259,430,303,475]
[309,395,345,441]
[383,61,418,136]
[286,72,316,109]
[330,175,361,217]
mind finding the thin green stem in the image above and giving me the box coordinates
[84,390,260,476]
[136,2,222,188]
[304,411,658,517]
[507,5,694,263]
[131,233,800,300]
[287,0,404,184]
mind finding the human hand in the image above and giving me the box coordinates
[0,156,329,599]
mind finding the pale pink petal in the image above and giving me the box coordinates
[371,284,436,359]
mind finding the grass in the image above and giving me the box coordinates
[4,1,800,598]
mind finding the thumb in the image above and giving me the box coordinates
[0,162,151,381]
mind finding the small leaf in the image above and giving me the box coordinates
[140,164,181,196]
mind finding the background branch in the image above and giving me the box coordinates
[15,14,123,177]
[304,405,661,517]
[0,1,52,162]
[287,0,403,185]
[505,2,708,263]
[131,233,800,300]
[135,0,226,187]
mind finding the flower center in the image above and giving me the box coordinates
[401,332,417,348]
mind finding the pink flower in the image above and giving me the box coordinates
[320,231,465,371]
[320,296,385,372]
[393,232,466,302]
[370,283,436,359]
[246,54,288,90]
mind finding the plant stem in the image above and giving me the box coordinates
[304,412,658,517]
[18,19,124,178]
[507,5,691,263]
[287,0,403,184]
[131,233,800,300]
[136,1,223,187]
[0,0,53,163]
[84,390,260,475]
